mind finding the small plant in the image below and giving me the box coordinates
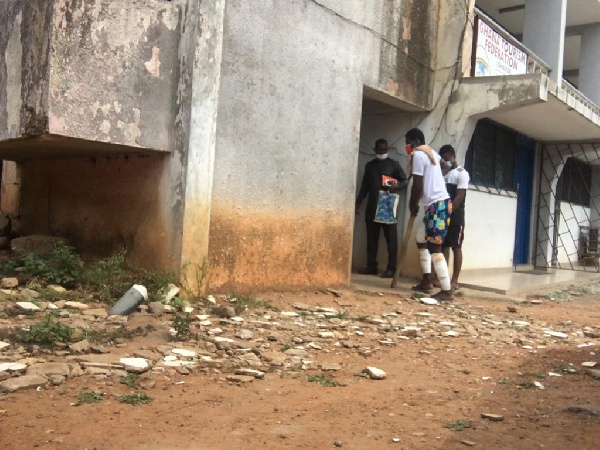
[180,261,208,300]
[19,314,74,345]
[171,312,192,340]
[84,249,129,303]
[143,269,177,303]
[120,373,139,388]
[307,374,346,387]
[444,420,473,431]
[352,315,369,323]
[20,243,84,287]
[117,392,153,405]
[170,297,186,312]
[75,391,104,406]
[334,311,350,320]
[230,293,279,315]
[497,377,510,385]
[554,363,579,374]
[517,379,537,389]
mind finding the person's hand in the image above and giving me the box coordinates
[410,204,419,217]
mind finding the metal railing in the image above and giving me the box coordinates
[473,7,551,77]
[562,79,600,117]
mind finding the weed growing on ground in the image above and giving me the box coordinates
[517,379,537,389]
[554,363,579,374]
[84,325,155,344]
[117,392,153,405]
[545,290,572,301]
[307,374,346,387]
[180,261,208,300]
[20,243,84,287]
[334,311,349,319]
[84,249,129,303]
[75,391,104,406]
[143,269,177,303]
[444,420,473,431]
[229,293,279,315]
[171,313,192,340]
[19,314,74,345]
[120,374,139,388]
[497,377,510,384]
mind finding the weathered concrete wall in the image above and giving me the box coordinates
[0,0,53,140]
[208,0,439,290]
[18,155,176,268]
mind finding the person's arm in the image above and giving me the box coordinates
[355,163,370,213]
[409,175,423,217]
[452,169,470,211]
[389,163,407,193]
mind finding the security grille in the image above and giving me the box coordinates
[535,142,600,272]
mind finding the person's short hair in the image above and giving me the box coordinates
[439,145,455,157]
[405,128,425,145]
[375,138,388,147]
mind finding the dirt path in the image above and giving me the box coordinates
[1,288,599,449]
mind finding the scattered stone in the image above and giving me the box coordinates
[172,349,196,358]
[529,300,543,305]
[445,331,460,337]
[49,374,65,386]
[27,363,70,378]
[280,311,299,317]
[507,306,517,313]
[562,405,600,417]
[235,369,265,379]
[82,308,108,318]
[10,235,67,256]
[293,302,311,311]
[48,285,67,293]
[90,345,109,354]
[365,366,387,380]
[320,362,342,371]
[319,331,335,338]
[163,360,196,368]
[582,361,598,368]
[69,340,90,353]
[0,374,48,393]
[325,288,342,298]
[1,277,18,289]
[140,378,156,390]
[333,441,343,447]
[0,342,10,351]
[0,362,27,373]
[160,284,180,303]
[20,288,40,298]
[481,413,504,421]
[226,375,254,384]
[175,366,190,375]
[15,302,41,312]
[512,321,530,328]
[586,369,600,380]
[534,381,545,389]
[235,330,253,340]
[147,302,164,316]
[544,331,568,339]
[119,358,151,373]
[583,330,600,338]
[462,440,477,446]
[64,301,89,310]
[420,298,438,305]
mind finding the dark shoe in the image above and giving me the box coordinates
[432,291,454,302]
[411,283,433,293]
[358,267,378,275]
[381,269,395,278]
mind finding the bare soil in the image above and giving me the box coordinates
[1,287,599,450]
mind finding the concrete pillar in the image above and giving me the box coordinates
[579,24,600,106]
[523,0,567,86]
[535,148,565,269]
[0,161,21,232]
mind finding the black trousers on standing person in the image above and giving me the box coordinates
[365,220,397,272]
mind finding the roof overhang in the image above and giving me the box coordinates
[461,74,600,142]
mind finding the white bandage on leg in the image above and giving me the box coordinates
[419,249,431,274]
[432,253,451,291]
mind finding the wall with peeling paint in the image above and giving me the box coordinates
[206,0,439,290]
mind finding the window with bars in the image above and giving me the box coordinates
[465,119,516,191]
[557,157,592,207]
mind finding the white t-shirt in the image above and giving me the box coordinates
[412,151,450,207]
[444,166,470,190]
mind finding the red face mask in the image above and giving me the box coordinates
[405,144,414,155]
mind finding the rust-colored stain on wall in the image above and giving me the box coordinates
[18,155,173,269]
[207,206,352,292]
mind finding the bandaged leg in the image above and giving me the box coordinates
[432,253,451,291]
[419,248,431,274]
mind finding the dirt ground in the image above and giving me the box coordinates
[1,284,599,450]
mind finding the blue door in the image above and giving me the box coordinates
[513,137,536,265]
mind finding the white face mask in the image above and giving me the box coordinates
[376,153,388,160]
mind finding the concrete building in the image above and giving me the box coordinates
[0,0,599,292]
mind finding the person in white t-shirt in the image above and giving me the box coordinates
[405,128,453,302]
[439,145,470,291]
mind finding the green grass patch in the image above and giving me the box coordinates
[75,391,104,406]
[307,374,346,387]
[117,392,153,405]
[120,373,139,388]
[19,314,74,345]
[444,420,473,431]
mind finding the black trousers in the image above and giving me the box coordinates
[365,220,397,271]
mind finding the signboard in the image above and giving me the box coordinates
[474,17,528,77]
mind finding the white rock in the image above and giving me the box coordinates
[208,328,223,335]
[445,331,460,337]
[213,337,235,343]
[183,307,194,314]
[534,381,545,389]
[355,330,364,336]
[172,349,196,358]
[420,298,438,305]
[46,303,58,310]
[206,295,216,304]
[365,366,387,380]
[0,342,10,351]
[199,320,212,326]
[318,331,335,338]
[64,301,88,310]
[582,361,598,368]
[231,316,244,323]
[163,355,178,362]
[512,321,530,327]
[119,358,150,373]
[48,285,67,293]
[440,321,456,326]
[1,278,18,289]
[545,330,568,339]
[0,362,27,373]
[235,330,253,340]
[163,360,196,367]
[16,302,41,311]
[161,283,180,303]
[281,311,299,317]
[548,372,562,377]
[196,314,210,321]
